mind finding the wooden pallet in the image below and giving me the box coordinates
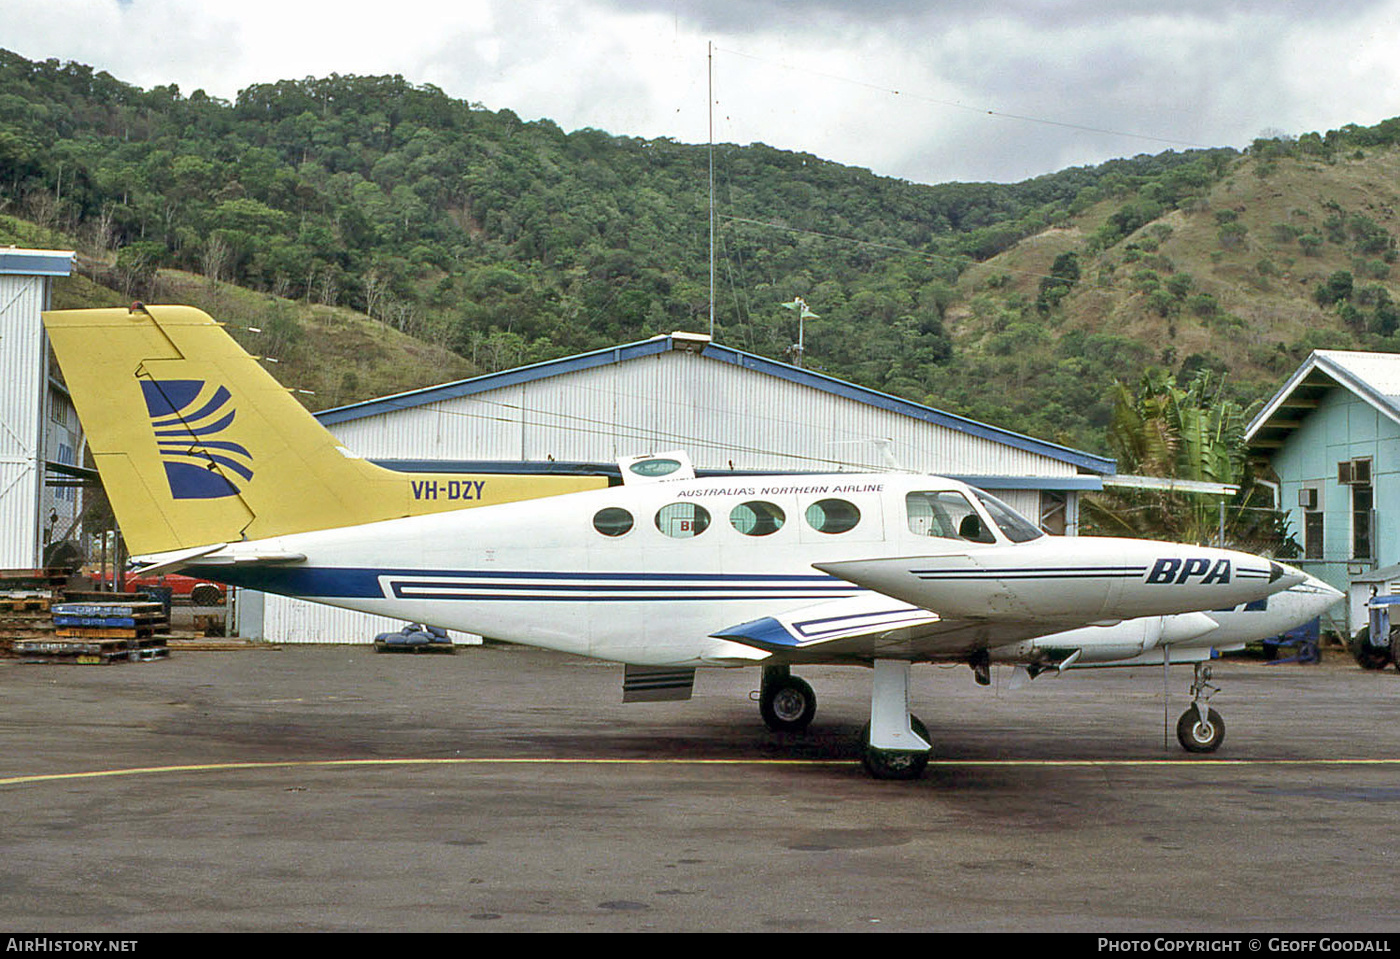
[0,583,60,657]
[12,635,168,665]
[51,601,167,636]
[0,568,70,591]
[0,592,53,614]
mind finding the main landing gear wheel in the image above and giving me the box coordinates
[1351,627,1392,670]
[1176,707,1225,753]
[759,673,817,733]
[861,716,930,781]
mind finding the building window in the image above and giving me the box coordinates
[1339,459,1375,561]
[1300,486,1323,560]
[1304,511,1324,560]
[1352,483,1374,561]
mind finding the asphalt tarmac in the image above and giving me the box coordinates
[2,644,1398,933]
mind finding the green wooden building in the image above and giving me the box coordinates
[1246,350,1400,633]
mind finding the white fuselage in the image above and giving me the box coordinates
[178,473,1310,667]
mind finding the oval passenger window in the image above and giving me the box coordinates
[592,507,635,537]
[730,500,786,536]
[805,498,860,534]
[655,502,711,538]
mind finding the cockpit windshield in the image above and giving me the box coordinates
[971,490,1045,543]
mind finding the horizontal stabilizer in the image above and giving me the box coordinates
[133,543,306,572]
[130,543,230,577]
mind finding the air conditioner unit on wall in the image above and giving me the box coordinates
[1299,488,1318,510]
[1339,459,1373,485]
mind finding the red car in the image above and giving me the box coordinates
[107,572,227,606]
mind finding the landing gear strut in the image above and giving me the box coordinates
[862,659,931,780]
[1176,662,1225,753]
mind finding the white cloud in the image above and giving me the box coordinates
[5,0,1400,183]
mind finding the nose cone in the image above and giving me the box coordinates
[1293,570,1344,618]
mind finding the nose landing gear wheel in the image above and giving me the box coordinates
[1176,707,1225,753]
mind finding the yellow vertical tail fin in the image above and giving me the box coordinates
[43,304,604,555]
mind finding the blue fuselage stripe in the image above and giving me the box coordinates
[183,566,857,603]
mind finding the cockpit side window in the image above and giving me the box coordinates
[972,490,1045,543]
[905,491,996,543]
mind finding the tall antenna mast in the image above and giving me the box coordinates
[708,40,715,340]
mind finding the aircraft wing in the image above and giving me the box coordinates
[712,593,1067,664]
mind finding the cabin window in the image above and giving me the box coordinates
[730,501,786,536]
[805,498,860,534]
[905,491,995,543]
[593,507,634,537]
[656,502,711,538]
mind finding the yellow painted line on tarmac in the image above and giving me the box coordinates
[4,756,1400,788]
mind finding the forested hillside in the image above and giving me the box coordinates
[5,48,1400,455]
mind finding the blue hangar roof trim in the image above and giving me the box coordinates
[315,334,1117,476]
[0,248,74,277]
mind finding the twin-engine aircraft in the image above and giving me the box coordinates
[43,305,1339,779]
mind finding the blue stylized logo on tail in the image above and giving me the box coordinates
[142,380,254,499]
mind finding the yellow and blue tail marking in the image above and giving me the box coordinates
[144,380,255,500]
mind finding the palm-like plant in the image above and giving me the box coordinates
[1084,371,1294,554]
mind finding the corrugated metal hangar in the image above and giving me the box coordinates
[240,331,1117,643]
[0,248,79,571]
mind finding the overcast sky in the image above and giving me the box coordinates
[7,0,1400,184]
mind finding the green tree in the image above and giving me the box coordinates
[1082,371,1288,552]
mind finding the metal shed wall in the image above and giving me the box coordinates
[0,274,48,567]
[0,267,76,567]
[327,349,1083,479]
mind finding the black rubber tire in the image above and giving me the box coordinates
[1176,707,1225,753]
[760,675,817,733]
[860,716,930,780]
[190,583,222,606]
[1351,628,1392,670]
